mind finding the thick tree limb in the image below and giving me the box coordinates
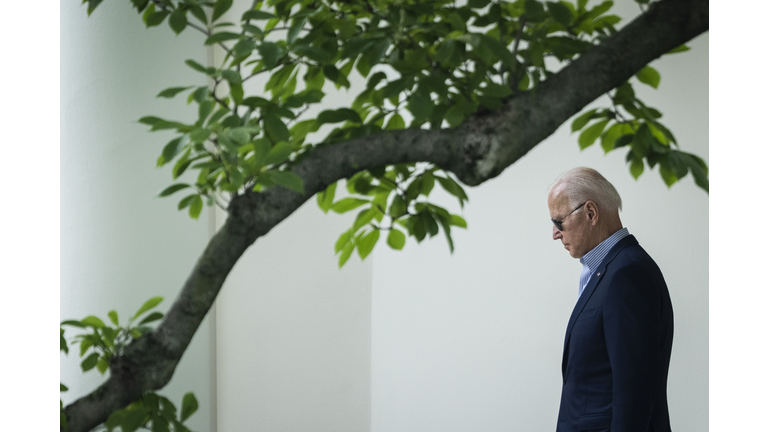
[63,0,707,430]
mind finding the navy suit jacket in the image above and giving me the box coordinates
[556,235,673,432]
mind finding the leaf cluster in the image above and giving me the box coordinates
[101,392,199,432]
[81,0,708,260]
[61,297,200,431]
[571,61,707,192]
[60,296,166,376]
[318,164,468,266]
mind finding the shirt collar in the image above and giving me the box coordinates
[579,227,630,273]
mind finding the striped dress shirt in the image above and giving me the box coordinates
[578,227,630,299]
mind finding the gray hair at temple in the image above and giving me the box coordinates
[550,167,622,213]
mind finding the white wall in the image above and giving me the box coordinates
[61,1,707,431]
[212,3,373,431]
[60,2,214,430]
[371,8,709,432]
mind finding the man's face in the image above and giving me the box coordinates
[548,187,593,259]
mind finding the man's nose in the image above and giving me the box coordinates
[552,225,562,240]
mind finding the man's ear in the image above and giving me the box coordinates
[586,201,599,225]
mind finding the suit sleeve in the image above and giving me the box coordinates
[603,261,663,432]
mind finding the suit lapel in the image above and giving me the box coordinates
[560,235,638,378]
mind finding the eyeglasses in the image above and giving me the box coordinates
[551,202,586,231]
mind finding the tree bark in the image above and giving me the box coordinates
[63,0,708,429]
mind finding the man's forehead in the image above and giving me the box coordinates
[548,184,569,204]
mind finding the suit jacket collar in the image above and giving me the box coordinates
[561,234,639,378]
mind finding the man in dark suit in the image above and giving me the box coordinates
[548,168,674,432]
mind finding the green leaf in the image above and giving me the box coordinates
[132,296,164,322]
[341,38,375,59]
[192,86,209,103]
[338,242,354,268]
[264,141,293,165]
[264,115,290,143]
[189,195,204,219]
[387,229,406,250]
[389,195,407,218]
[81,353,99,372]
[614,133,634,149]
[287,17,307,45]
[335,230,352,253]
[421,211,439,237]
[600,122,631,153]
[683,152,708,192]
[158,183,190,197]
[205,32,242,45]
[61,383,69,392]
[81,316,106,328]
[189,5,207,25]
[408,90,433,120]
[436,40,456,64]
[547,1,573,25]
[447,12,467,32]
[317,108,362,125]
[243,10,277,20]
[258,42,284,69]
[357,230,380,260]
[162,137,186,163]
[266,170,305,194]
[107,310,119,326]
[571,109,597,132]
[221,69,242,84]
[450,214,467,228]
[169,10,188,34]
[524,0,547,21]
[635,65,660,89]
[445,105,464,127]
[331,198,369,214]
[180,392,199,422]
[138,311,164,325]
[79,338,93,357]
[434,214,454,253]
[138,116,165,126]
[121,407,150,432]
[212,0,233,22]
[632,123,655,158]
[184,59,208,74]
[178,194,198,210]
[96,358,109,375]
[189,128,211,144]
[230,83,244,104]
[151,120,189,132]
[352,209,376,232]
[156,86,193,98]
[666,44,690,54]
[60,329,69,354]
[61,319,86,328]
[86,0,104,15]
[367,39,391,66]
[659,163,678,187]
[468,0,491,7]
[629,157,644,179]
[435,175,468,207]
[385,113,406,130]
[317,182,337,214]
[151,414,170,432]
[578,119,610,150]
[146,10,170,27]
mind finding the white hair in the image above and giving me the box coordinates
[549,167,622,213]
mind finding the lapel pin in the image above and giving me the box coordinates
[597,272,601,276]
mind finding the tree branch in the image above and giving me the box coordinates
[63,0,708,430]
